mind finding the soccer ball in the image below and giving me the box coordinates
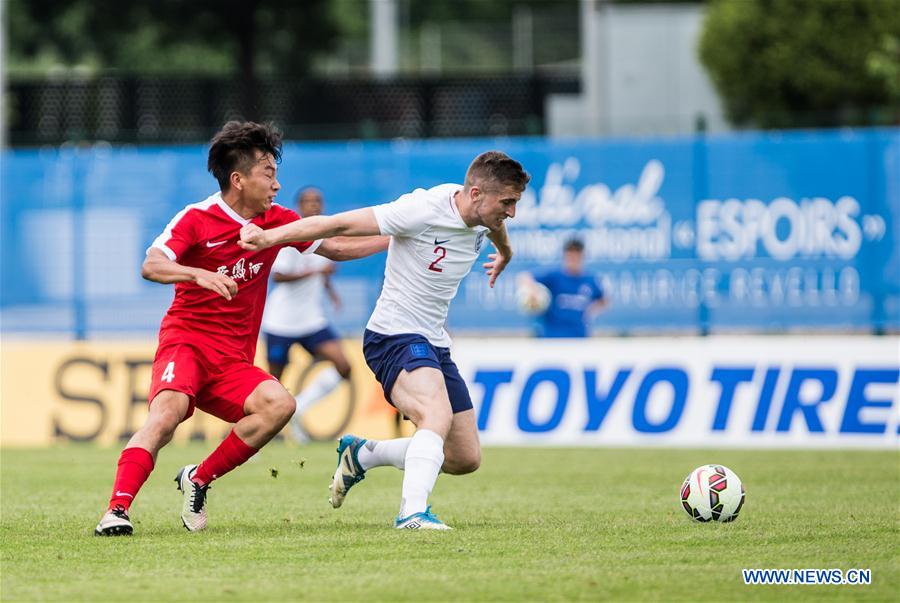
[679,464,746,523]
[516,282,551,315]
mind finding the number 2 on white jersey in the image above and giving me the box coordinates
[161,361,176,383]
[428,245,446,272]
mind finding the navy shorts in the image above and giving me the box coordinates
[265,326,340,365]
[363,329,473,414]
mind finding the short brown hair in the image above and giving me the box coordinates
[464,151,530,193]
[207,121,283,191]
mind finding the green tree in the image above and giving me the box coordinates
[7,0,341,119]
[699,0,900,128]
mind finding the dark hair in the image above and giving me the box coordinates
[564,238,584,252]
[207,121,283,191]
[465,151,530,193]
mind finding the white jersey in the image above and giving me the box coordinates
[367,183,490,347]
[261,247,334,337]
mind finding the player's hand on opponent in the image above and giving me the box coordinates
[483,252,510,288]
[238,223,272,251]
[195,270,238,301]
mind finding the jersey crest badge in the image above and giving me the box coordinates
[474,231,486,253]
[409,343,430,358]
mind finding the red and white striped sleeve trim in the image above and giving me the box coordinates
[299,239,323,254]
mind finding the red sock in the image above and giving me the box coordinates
[108,447,154,511]
[193,430,258,486]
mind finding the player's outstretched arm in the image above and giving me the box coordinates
[316,235,390,261]
[483,224,514,288]
[142,248,238,300]
[238,208,381,251]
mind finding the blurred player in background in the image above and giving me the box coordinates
[261,187,351,442]
[94,121,388,536]
[517,237,607,337]
[240,151,530,529]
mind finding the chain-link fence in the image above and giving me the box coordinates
[6,75,579,146]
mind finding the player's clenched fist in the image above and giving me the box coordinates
[238,223,271,251]
[195,270,239,301]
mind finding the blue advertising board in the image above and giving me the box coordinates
[2,128,897,336]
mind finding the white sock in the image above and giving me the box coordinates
[399,429,444,518]
[294,366,343,414]
[357,437,411,471]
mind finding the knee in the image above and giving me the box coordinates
[142,409,180,444]
[159,413,180,438]
[417,406,453,437]
[262,390,296,424]
[443,449,481,475]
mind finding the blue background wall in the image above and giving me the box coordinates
[2,128,898,337]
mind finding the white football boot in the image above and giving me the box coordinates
[329,435,367,508]
[394,506,452,530]
[94,504,133,536]
[174,464,209,532]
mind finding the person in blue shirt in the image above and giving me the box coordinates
[520,238,607,337]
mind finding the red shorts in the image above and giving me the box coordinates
[148,342,276,423]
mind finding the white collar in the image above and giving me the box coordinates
[213,192,252,226]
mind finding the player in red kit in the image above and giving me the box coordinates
[94,121,387,536]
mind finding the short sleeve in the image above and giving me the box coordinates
[290,238,322,254]
[592,277,604,300]
[372,189,433,237]
[148,208,198,260]
[271,247,301,275]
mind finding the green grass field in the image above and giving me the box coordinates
[1,443,897,602]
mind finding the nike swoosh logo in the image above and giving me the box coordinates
[115,491,134,498]
[434,238,450,246]
[206,240,228,247]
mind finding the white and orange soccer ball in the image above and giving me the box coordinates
[679,464,746,523]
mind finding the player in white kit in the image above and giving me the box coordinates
[239,151,530,529]
[261,187,351,441]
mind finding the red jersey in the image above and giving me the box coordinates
[149,192,317,363]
